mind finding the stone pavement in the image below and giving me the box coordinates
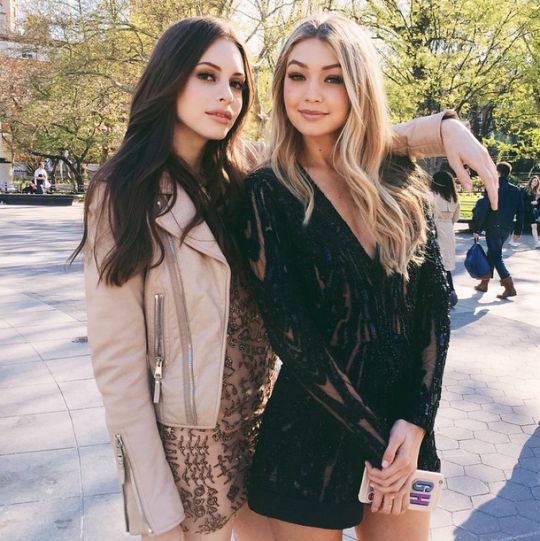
[0,204,538,541]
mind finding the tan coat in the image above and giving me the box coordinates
[431,192,460,271]
[83,111,455,536]
[85,180,231,536]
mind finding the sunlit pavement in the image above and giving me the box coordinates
[1,206,538,541]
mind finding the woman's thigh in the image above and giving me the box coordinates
[355,505,430,541]
[267,517,342,541]
[233,505,274,541]
[183,523,233,541]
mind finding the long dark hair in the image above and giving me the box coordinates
[70,17,254,286]
[431,171,458,203]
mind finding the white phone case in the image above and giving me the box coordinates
[358,468,444,512]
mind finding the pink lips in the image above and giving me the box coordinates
[206,110,233,125]
[299,109,328,120]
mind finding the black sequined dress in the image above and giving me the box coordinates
[243,166,450,529]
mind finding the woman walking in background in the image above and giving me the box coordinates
[431,171,460,306]
[522,175,540,248]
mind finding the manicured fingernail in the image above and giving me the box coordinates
[382,460,389,468]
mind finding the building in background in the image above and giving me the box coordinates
[0,0,17,190]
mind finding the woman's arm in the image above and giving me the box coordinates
[402,219,451,432]
[452,199,461,224]
[366,219,450,505]
[84,185,184,536]
[392,112,498,211]
[244,173,390,466]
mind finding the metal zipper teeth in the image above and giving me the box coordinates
[153,293,165,404]
[114,434,153,534]
[166,236,197,425]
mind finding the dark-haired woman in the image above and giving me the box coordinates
[73,15,499,541]
[75,17,277,541]
[431,171,460,306]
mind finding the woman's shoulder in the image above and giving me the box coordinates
[246,165,277,184]
[245,166,287,198]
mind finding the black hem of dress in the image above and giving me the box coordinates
[248,486,363,530]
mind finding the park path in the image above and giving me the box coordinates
[0,204,539,541]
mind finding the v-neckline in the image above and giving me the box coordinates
[298,163,379,264]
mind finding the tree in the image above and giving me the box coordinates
[353,0,540,160]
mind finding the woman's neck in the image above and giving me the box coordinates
[300,134,339,170]
[172,124,206,173]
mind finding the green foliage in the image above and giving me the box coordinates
[2,0,540,168]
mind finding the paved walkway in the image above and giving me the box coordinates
[0,204,538,541]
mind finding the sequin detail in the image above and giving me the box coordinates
[160,276,276,534]
[243,165,450,513]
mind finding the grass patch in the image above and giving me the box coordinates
[458,192,483,220]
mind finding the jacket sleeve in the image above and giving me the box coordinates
[452,200,461,224]
[402,219,450,432]
[244,175,390,466]
[391,110,459,158]
[84,186,184,536]
[472,194,489,234]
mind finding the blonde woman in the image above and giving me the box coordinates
[243,14,496,541]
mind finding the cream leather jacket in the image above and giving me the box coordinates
[83,111,454,537]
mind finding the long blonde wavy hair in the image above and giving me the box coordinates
[269,13,429,277]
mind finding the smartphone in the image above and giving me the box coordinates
[358,468,444,512]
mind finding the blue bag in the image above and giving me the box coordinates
[464,239,491,279]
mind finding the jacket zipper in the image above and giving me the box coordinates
[165,235,197,425]
[114,434,153,534]
[153,293,165,404]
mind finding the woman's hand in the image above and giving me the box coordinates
[365,419,426,513]
[441,118,499,211]
[141,525,184,541]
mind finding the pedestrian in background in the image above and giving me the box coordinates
[472,162,524,298]
[430,171,460,306]
[522,175,540,248]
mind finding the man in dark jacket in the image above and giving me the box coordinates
[472,162,524,298]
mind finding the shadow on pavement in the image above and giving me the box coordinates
[455,425,540,540]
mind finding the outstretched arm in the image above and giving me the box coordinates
[392,111,498,211]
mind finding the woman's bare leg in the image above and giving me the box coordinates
[183,524,234,541]
[233,505,275,541]
[142,524,233,541]
[531,223,539,246]
[267,518,342,541]
[355,504,430,541]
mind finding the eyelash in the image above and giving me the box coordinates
[286,72,344,84]
[196,71,245,90]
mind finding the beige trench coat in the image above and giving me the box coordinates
[432,191,460,271]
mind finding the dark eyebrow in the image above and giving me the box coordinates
[196,61,245,78]
[287,59,341,70]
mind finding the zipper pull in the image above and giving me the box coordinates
[114,434,126,485]
[153,357,163,403]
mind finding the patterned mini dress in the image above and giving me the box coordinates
[159,275,277,534]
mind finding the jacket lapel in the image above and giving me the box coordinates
[155,174,227,264]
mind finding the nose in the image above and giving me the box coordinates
[218,81,234,104]
[304,79,322,102]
